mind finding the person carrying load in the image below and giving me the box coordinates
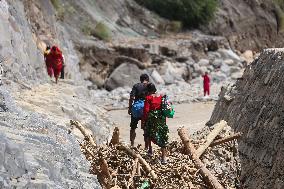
[128,74,149,147]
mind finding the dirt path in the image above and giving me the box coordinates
[108,102,215,145]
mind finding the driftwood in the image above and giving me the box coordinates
[70,120,96,147]
[118,145,158,180]
[210,133,242,147]
[127,158,139,188]
[79,142,108,188]
[99,156,112,180]
[110,127,120,146]
[196,120,227,158]
[178,127,224,189]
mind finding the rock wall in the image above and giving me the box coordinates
[206,0,283,52]
[207,49,284,188]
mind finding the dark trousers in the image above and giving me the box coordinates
[60,65,65,79]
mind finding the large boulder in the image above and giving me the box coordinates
[105,63,146,91]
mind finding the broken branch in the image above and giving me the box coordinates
[70,120,96,147]
[196,120,227,158]
[210,132,242,147]
[178,127,225,189]
[118,145,158,180]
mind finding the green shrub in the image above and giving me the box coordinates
[50,0,65,21]
[92,22,111,41]
[135,0,218,28]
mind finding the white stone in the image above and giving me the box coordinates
[151,69,165,85]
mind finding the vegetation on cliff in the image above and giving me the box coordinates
[135,0,218,28]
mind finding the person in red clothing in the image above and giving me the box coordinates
[203,72,210,96]
[44,45,53,77]
[47,46,64,84]
[142,83,169,164]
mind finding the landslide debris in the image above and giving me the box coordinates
[75,121,241,189]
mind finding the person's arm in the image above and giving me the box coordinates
[128,85,136,115]
[141,96,150,128]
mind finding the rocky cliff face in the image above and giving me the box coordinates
[206,0,282,52]
[208,49,284,188]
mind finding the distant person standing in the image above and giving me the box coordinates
[47,46,64,84]
[128,74,150,147]
[203,72,210,96]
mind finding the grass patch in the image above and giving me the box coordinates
[50,0,65,21]
[81,21,111,41]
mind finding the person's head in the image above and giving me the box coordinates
[147,83,157,94]
[51,46,57,51]
[140,74,149,83]
[205,71,208,75]
[46,45,50,50]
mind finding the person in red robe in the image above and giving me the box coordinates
[142,83,169,164]
[44,45,53,77]
[47,46,64,84]
[203,72,210,96]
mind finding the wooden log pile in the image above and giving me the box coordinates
[71,120,242,189]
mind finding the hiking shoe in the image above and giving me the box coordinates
[147,149,153,157]
[160,158,168,165]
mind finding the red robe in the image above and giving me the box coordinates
[203,74,210,96]
[142,95,162,125]
[47,46,63,79]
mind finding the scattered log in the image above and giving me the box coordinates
[118,145,158,180]
[178,127,225,189]
[196,120,227,158]
[127,158,139,188]
[70,120,96,147]
[136,162,141,176]
[99,157,112,180]
[209,133,242,147]
[110,127,120,146]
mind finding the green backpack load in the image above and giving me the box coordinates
[161,95,175,118]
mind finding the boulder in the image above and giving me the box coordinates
[218,49,241,62]
[198,59,210,67]
[105,63,146,91]
[231,71,244,80]
[211,59,223,68]
[151,69,165,85]
[220,63,231,76]
[211,71,227,83]
[241,50,254,64]
[160,61,184,84]
[230,66,241,74]
[223,59,236,66]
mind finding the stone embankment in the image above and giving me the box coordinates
[208,49,284,188]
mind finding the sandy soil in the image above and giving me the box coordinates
[108,102,215,145]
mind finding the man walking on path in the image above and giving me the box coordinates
[128,74,149,147]
[203,72,210,96]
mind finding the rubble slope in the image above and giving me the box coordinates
[208,49,284,188]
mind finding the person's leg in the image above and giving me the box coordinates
[204,87,206,96]
[60,65,65,79]
[130,116,138,147]
[161,147,167,164]
[148,139,152,156]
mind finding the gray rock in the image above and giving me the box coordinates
[211,71,227,83]
[198,59,210,67]
[231,72,243,79]
[218,49,241,62]
[151,69,165,84]
[105,63,145,90]
[211,59,223,68]
[220,63,231,76]
[223,59,236,66]
[230,66,241,73]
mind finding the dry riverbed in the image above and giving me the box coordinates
[108,102,215,145]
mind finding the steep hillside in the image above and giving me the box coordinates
[207,49,284,188]
[206,0,282,52]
